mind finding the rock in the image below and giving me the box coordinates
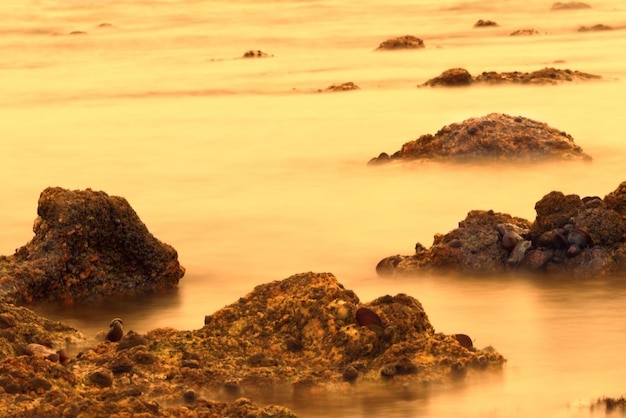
[510,29,540,36]
[323,82,360,92]
[419,68,473,87]
[243,50,272,58]
[551,2,591,10]
[474,19,498,27]
[578,24,612,32]
[419,67,600,87]
[375,181,626,278]
[376,35,424,50]
[369,113,591,164]
[0,187,185,304]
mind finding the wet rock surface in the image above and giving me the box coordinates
[0,272,505,416]
[0,187,185,305]
[419,67,601,87]
[368,113,591,165]
[376,181,626,278]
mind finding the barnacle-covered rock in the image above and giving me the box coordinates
[377,182,626,278]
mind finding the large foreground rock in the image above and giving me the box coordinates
[0,272,505,416]
[376,181,626,278]
[368,113,591,165]
[0,187,185,305]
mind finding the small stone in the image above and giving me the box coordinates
[343,365,359,382]
[376,35,424,50]
[87,370,113,388]
[183,389,197,404]
[474,19,498,27]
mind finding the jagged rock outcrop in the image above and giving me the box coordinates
[368,113,591,165]
[0,187,185,305]
[376,181,626,278]
[419,67,601,87]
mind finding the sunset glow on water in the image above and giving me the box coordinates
[2,0,626,416]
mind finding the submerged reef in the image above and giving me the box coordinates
[376,181,626,278]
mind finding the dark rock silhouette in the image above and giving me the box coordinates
[368,113,591,165]
[0,187,185,305]
[375,181,626,278]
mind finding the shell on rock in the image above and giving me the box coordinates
[517,249,554,270]
[25,343,67,363]
[532,231,554,248]
[454,334,474,349]
[507,240,532,266]
[566,244,581,258]
[567,228,592,248]
[355,307,384,333]
[105,318,124,342]
[502,231,523,252]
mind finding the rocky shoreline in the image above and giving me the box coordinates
[376,181,626,278]
[0,188,505,417]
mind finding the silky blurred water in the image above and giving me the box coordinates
[1,0,626,416]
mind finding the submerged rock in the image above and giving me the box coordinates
[551,2,591,10]
[0,187,185,305]
[510,29,540,36]
[243,50,272,58]
[368,113,591,165]
[376,35,425,50]
[323,81,360,92]
[375,181,626,278]
[419,67,601,87]
[578,24,612,32]
[474,19,498,27]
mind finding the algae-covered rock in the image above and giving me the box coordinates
[0,187,185,305]
[0,272,504,416]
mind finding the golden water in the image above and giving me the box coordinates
[1,0,626,416]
